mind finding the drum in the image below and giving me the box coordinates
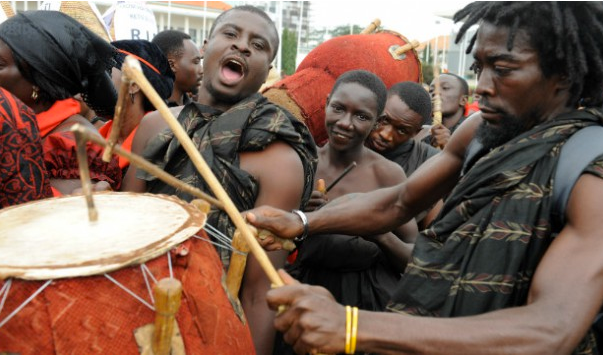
[0,192,255,354]
[263,30,422,146]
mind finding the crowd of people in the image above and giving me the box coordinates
[2,1,603,354]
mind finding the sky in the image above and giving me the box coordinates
[310,0,473,42]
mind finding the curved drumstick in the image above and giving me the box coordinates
[71,124,224,210]
[122,56,285,287]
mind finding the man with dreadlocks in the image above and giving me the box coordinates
[246,2,603,353]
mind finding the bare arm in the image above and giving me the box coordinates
[267,173,603,354]
[239,141,305,355]
[120,109,177,192]
[247,114,482,241]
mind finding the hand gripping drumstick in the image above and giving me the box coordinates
[121,56,285,287]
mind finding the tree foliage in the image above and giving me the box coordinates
[281,28,298,75]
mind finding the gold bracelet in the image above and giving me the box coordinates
[350,306,359,354]
[345,305,352,354]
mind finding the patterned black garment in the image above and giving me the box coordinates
[140,93,318,268]
[0,88,52,208]
[381,139,439,223]
[289,234,401,311]
[387,109,603,354]
[383,139,439,178]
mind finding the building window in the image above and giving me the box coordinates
[189,29,197,43]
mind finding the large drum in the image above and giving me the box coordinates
[0,192,255,354]
[263,30,422,146]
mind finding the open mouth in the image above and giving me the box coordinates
[221,59,245,83]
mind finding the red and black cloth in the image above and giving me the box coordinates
[0,88,52,208]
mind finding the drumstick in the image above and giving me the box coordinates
[122,56,285,287]
[102,68,130,163]
[326,161,357,193]
[432,65,443,127]
[71,124,224,210]
[73,128,98,222]
[431,66,445,149]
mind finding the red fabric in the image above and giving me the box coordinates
[0,88,52,207]
[98,121,139,169]
[36,98,81,138]
[42,131,122,190]
[0,232,255,354]
[265,31,422,146]
[35,99,122,190]
[465,101,480,117]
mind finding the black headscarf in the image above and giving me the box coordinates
[0,11,117,117]
[111,40,175,112]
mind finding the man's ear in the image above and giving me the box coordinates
[556,74,571,92]
[129,82,141,95]
[168,58,177,73]
[460,94,469,107]
[325,94,331,108]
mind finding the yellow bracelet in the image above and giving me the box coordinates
[345,305,352,354]
[350,306,359,354]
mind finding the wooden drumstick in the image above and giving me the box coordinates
[71,124,224,210]
[122,56,285,287]
[73,128,98,222]
[102,68,131,163]
[360,18,381,34]
[152,278,182,355]
[394,40,421,56]
[432,66,443,127]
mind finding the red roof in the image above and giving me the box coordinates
[159,1,232,11]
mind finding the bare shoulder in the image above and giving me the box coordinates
[130,108,182,155]
[240,141,302,178]
[240,140,305,208]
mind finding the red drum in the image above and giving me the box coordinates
[0,236,254,354]
[264,30,422,146]
[0,193,255,354]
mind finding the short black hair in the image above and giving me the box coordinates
[441,72,469,96]
[208,5,279,61]
[454,1,603,107]
[389,82,432,125]
[330,70,388,116]
[152,30,191,58]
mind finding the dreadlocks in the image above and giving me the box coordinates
[454,2,603,107]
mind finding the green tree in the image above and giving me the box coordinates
[281,28,298,75]
[422,62,435,85]
[330,24,365,37]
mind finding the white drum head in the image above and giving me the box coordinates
[0,192,206,280]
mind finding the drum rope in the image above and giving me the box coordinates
[0,279,12,316]
[167,251,174,279]
[204,223,233,246]
[0,279,52,329]
[103,274,155,311]
[140,264,156,304]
